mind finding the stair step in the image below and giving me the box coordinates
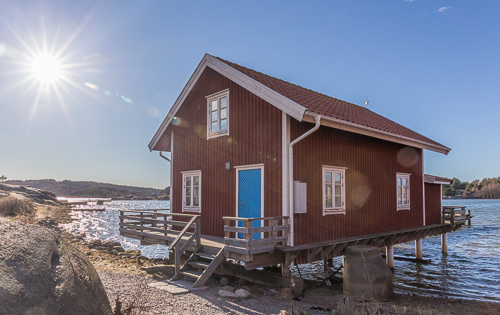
[194,251,217,259]
[180,270,202,279]
[188,260,210,269]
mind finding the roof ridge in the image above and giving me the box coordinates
[216,56,370,113]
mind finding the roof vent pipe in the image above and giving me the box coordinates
[288,114,322,247]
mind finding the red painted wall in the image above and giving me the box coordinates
[425,183,442,225]
[165,67,283,236]
[162,67,428,247]
[291,120,424,247]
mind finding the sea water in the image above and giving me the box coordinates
[61,199,500,302]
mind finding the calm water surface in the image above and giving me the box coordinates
[62,199,500,302]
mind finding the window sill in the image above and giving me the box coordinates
[323,210,346,216]
[207,131,229,139]
[397,207,410,211]
[182,208,200,213]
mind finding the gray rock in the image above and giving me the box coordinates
[220,276,230,285]
[113,246,125,252]
[217,289,239,299]
[235,288,252,299]
[102,240,114,247]
[221,285,235,293]
[0,217,111,315]
[89,239,102,246]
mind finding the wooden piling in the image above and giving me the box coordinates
[386,245,394,269]
[441,233,448,255]
[415,239,423,260]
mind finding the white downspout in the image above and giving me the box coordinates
[288,114,322,247]
[159,131,174,209]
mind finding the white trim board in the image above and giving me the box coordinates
[149,54,307,151]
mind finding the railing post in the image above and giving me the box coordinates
[167,215,168,236]
[284,217,290,246]
[269,218,277,247]
[120,211,123,227]
[195,216,201,249]
[152,209,157,227]
[224,219,230,239]
[140,211,144,230]
[175,245,180,274]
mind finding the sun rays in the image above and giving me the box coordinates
[0,14,106,118]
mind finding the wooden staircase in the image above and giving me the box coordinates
[165,214,225,288]
[171,245,225,288]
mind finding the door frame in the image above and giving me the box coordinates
[235,163,265,219]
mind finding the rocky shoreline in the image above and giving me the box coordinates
[63,231,500,315]
[1,193,499,314]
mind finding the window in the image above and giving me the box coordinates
[397,173,410,210]
[207,89,229,138]
[182,171,201,212]
[322,166,346,215]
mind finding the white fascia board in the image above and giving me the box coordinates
[303,112,451,155]
[148,55,211,151]
[149,54,307,151]
[205,56,307,121]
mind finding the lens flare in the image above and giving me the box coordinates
[83,82,99,90]
[120,95,133,103]
[30,54,62,84]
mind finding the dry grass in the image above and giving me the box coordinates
[0,196,36,223]
[331,297,440,315]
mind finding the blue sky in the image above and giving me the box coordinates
[1,0,499,189]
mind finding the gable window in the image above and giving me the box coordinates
[207,89,229,139]
[182,171,201,212]
[322,166,346,215]
[397,173,410,210]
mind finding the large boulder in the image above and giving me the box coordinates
[0,217,111,315]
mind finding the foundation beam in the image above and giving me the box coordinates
[415,239,423,260]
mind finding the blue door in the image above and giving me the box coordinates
[238,168,262,240]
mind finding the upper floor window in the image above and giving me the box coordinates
[182,170,201,213]
[323,166,346,215]
[397,173,410,210]
[207,89,229,139]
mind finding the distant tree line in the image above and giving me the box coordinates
[443,177,500,199]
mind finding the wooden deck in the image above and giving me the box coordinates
[119,207,467,279]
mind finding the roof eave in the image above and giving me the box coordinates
[303,112,451,155]
[149,54,307,151]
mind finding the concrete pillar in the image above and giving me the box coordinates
[415,239,423,260]
[441,233,448,255]
[386,245,394,269]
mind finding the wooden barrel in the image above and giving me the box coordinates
[343,245,393,300]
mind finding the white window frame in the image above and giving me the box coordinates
[322,166,346,215]
[397,173,410,211]
[181,170,201,213]
[206,89,229,139]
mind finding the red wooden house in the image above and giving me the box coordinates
[122,54,463,287]
[149,53,451,240]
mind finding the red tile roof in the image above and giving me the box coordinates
[217,57,448,151]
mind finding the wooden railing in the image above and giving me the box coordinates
[442,206,467,226]
[223,216,289,259]
[168,215,201,274]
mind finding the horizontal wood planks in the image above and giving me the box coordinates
[425,183,442,225]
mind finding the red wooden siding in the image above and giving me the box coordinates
[291,120,424,247]
[165,67,283,237]
[425,183,442,225]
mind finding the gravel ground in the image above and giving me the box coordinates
[97,270,293,315]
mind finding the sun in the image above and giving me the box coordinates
[30,53,62,84]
